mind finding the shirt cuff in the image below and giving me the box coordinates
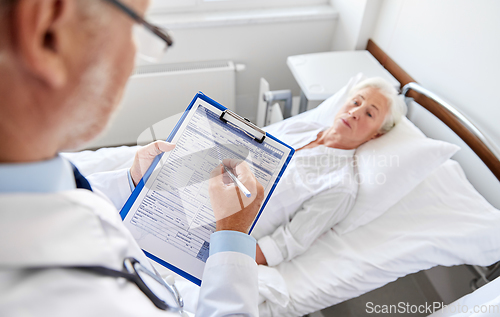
[257,235,284,267]
[209,231,256,260]
[127,169,136,192]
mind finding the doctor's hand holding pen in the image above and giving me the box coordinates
[209,159,265,234]
[129,142,265,234]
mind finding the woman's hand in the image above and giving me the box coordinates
[130,141,176,186]
[209,159,265,234]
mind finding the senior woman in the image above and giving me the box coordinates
[252,77,407,266]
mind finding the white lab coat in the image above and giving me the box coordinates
[0,188,258,316]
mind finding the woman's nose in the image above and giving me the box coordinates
[349,109,360,119]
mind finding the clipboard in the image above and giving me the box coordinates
[120,92,295,285]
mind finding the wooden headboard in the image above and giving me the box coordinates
[366,39,500,181]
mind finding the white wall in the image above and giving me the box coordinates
[329,0,382,51]
[149,16,337,123]
[370,0,500,303]
[82,6,337,149]
[372,0,500,145]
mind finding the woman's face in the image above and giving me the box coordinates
[328,87,389,149]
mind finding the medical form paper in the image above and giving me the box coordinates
[120,93,294,285]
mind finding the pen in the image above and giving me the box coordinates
[223,164,252,198]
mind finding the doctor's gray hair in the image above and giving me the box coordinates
[349,77,407,134]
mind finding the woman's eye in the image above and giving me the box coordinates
[367,112,373,118]
[353,100,359,106]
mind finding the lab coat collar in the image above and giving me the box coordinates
[0,190,121,269]
[0,155,76,193]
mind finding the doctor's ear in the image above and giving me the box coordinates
[12,0,76,88]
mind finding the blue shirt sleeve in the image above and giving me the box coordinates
[209,231,256,260]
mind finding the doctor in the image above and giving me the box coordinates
[0,0,264,316]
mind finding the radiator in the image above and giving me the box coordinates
[86,60,237,149]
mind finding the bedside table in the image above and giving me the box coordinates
[287,50,400,113]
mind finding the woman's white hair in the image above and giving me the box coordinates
[349,77,407,134]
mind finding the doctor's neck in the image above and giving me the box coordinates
[0,57,109,163]
[0,73,60,163]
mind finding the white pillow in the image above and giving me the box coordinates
[265,73,364,134]
[334,117,459,234]
[265,73,460,235]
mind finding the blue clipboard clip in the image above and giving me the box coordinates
[219,110,266,144]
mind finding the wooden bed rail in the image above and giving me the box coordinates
[366,39,500,181]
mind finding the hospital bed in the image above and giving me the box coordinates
[63,40,500,316]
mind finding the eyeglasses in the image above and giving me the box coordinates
[103,0,174,62]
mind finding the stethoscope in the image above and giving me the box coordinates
[31,257,187,316]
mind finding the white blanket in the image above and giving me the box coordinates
[259,160,500,316]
